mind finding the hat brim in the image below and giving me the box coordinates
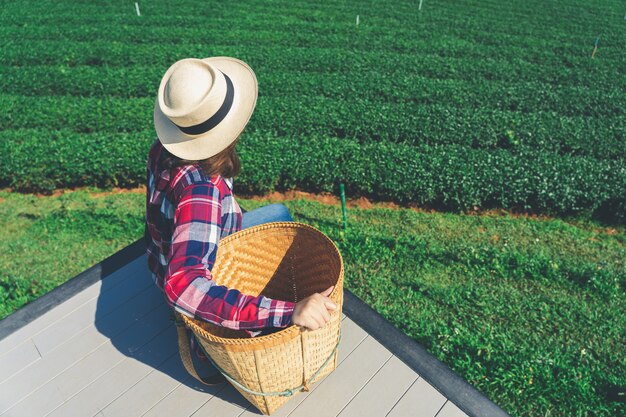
[154,57,258,160]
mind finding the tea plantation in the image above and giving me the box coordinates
[0,0,624,223]
[1,1,625,416]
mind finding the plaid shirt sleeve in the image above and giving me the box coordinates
[164,180,296,332]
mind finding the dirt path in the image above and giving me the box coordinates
[0,184,565,219]
[0,185,620,235]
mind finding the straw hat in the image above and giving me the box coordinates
[153,56,258,160]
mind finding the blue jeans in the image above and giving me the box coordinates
[241,203,294,229]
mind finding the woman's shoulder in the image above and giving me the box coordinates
[171,165,232,201]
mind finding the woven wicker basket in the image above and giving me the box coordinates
[180,221,344,415]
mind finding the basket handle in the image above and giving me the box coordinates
[173,312,227,386]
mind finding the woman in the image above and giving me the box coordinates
[144,57,336,361]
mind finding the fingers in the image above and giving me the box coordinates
[298,315,322,331]
[304,305,328,330]
[318,288,337,311]
[293,287,339,331]
[311,311,326,329]
[320,285,334,297]
[301,304,331,330]
[324,298,337,310]
[319,303,331,322]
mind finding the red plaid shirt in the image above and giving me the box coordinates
[144,139,295,337]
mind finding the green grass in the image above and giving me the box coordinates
[0,189,144,318]
[0,188,623,417]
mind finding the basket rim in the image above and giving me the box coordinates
[182,221,345,346]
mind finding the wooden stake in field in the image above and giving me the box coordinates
[591,34,600,58]
[340,183,348,231]
[135,2,141,16]
[419,0,423,11]
[356,15,359,25]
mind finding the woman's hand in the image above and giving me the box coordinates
[292,285,337,330]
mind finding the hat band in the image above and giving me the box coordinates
[173,71,234,136]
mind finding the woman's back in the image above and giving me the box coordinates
[145,138,242,290]
[144,138,295,337]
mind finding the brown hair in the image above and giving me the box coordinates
[159,137,241,178]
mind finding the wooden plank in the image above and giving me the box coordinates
[99,351,189,417]
[0,284,165,414]
[142,377,228,417]
[31,265,154,356]
[0,339,40,385]
[238,316,368,417]
[0,254,142,353]
[436,401,470,417]
[0,282,105,354]
[45,323,178,417]
[336,355,419,417]
[106,309,278,417]
[386,378,447,417]
[287,334,393,417]
[1,302,171,417]
[87,285,164,344]
[190,383,250,417]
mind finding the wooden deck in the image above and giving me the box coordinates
[0,240,510,417]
